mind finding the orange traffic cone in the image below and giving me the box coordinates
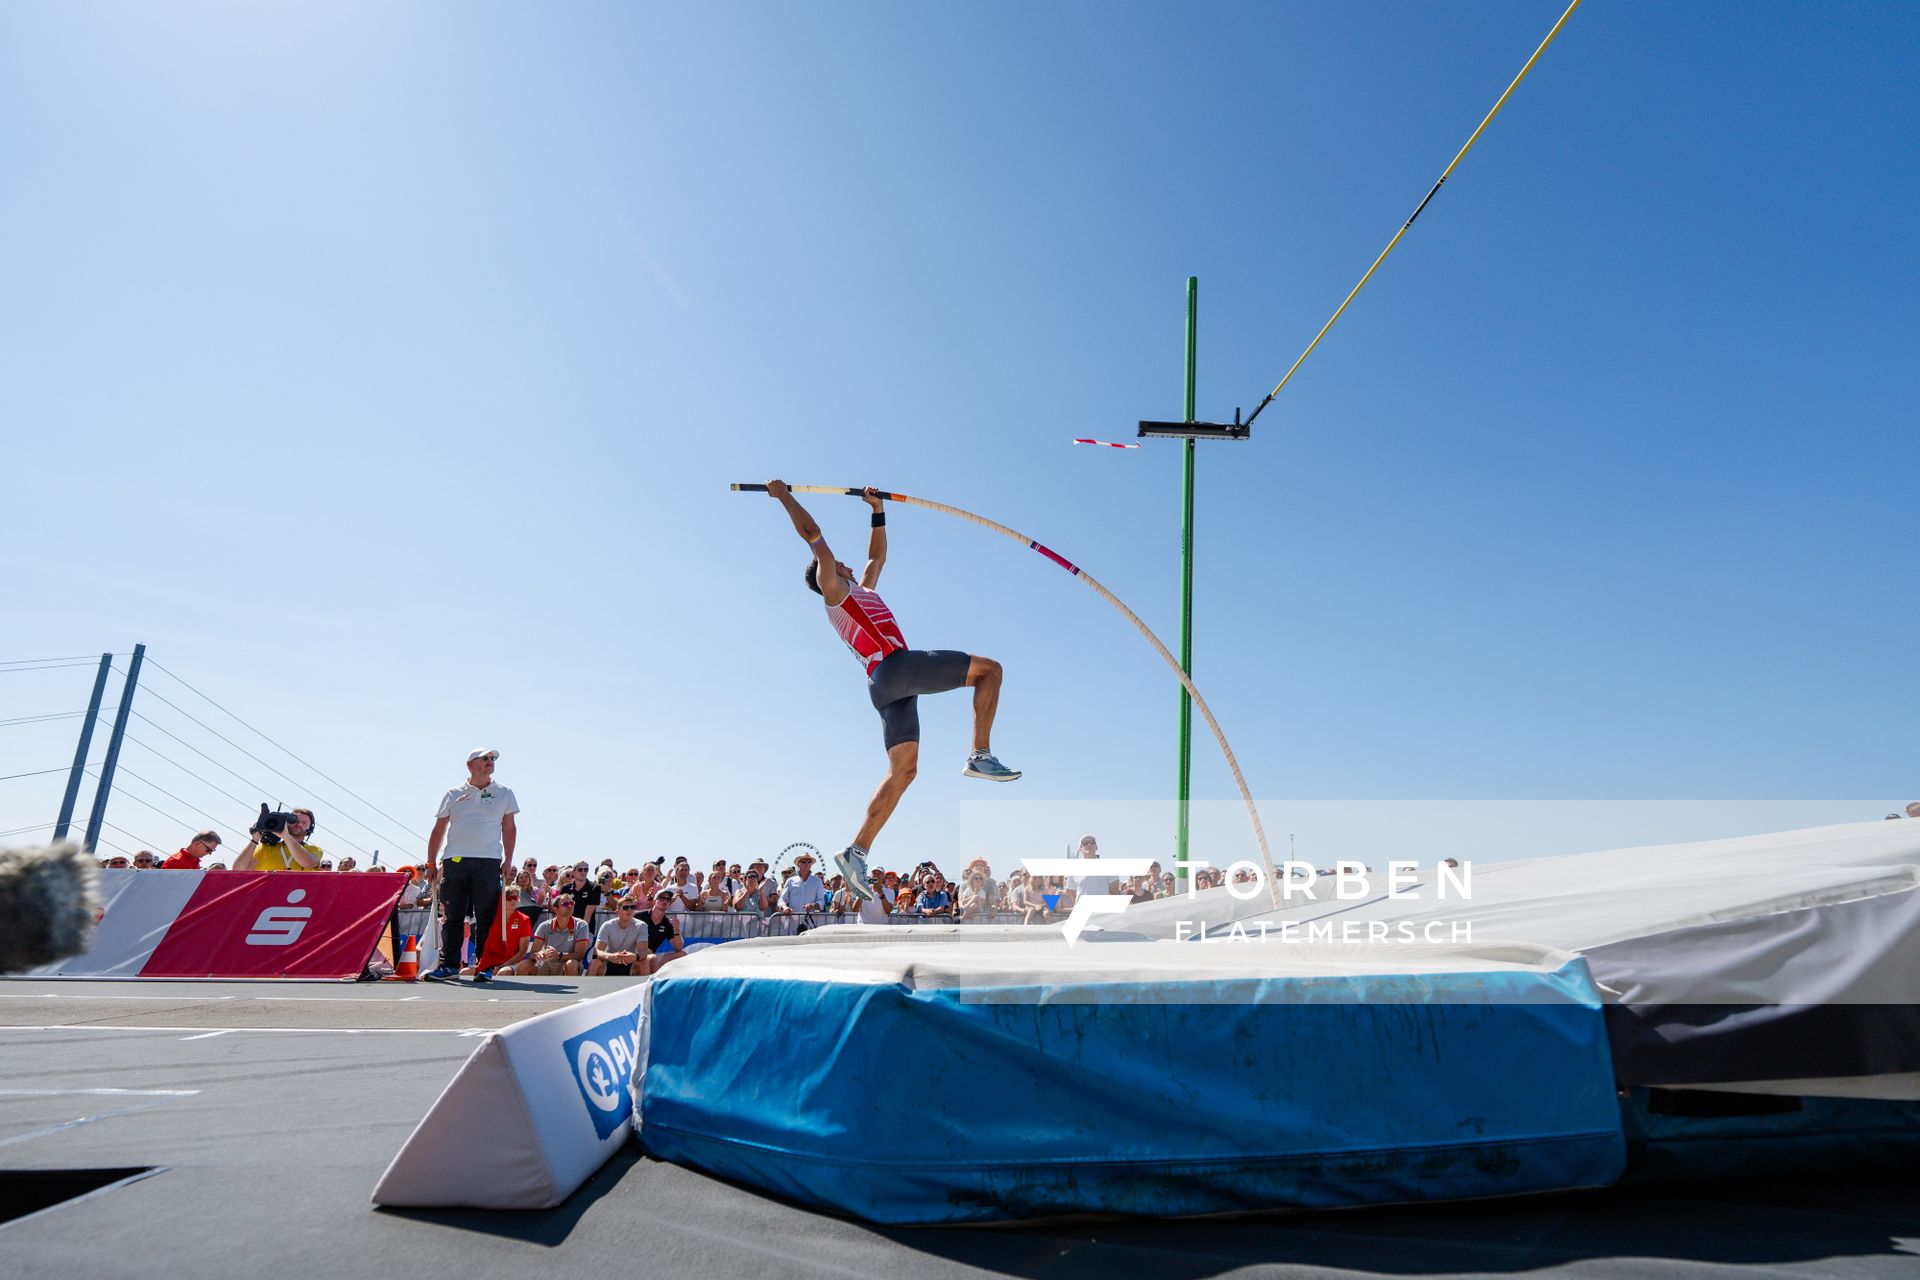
[392,935,420,982]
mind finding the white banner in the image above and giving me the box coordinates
[371,983,650,1209]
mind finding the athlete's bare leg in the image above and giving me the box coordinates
[965,656,1002,753]
[853,741,919,850]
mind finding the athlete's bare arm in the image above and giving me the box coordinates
[859,486,886,588]
[766,479,849,606]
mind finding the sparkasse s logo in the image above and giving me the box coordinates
[564,1014,644,1139]
[245,889,313,946]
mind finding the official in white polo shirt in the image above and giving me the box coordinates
[424,749,521,982]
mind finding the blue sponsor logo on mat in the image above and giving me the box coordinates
[563,1013,643,1139]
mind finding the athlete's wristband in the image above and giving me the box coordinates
[871,513,886,528]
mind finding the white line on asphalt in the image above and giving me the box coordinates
[178,1030,232,1041]
[0,1088,201,1097]
[0,993,242,1001]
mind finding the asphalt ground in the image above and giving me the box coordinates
[1,978,1916,1280]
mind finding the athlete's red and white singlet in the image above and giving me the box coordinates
[826,582,907,676]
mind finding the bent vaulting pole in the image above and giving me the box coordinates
[733,483,1280,905]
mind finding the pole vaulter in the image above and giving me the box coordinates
[735,482,1281,907]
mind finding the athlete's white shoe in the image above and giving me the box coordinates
[963,752,1022,782]
[835,845,875,901]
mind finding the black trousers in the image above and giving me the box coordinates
[439,857,502,968]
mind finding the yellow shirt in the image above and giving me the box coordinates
[248,840,324,871]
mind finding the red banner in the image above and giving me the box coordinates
[141,871,406,978]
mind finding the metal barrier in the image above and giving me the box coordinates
[391,905,1049,955]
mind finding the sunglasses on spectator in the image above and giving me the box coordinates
[617,900,635,909]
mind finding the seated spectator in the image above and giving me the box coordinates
[642,890,686,974]
[589,897,648,977]
[104,853,131,870]
[162,831,222,870]
[472,887,535,978]
[527,895,590,976]
[510,867,543,927]
[132,850,158,870]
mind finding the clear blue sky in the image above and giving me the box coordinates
[3,2,1914,872]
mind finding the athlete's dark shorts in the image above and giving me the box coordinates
[868,649,972,750]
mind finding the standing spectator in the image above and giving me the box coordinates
[958,865,995,918]
[704,859,740,910]
[589,870,621,927]
[857,873,891,924]
[233,809,322,871]
[1070,834,1115,900]
[337,856,359,874]
[424,749,520,983]
[732,868,773,916]
[162,831,222,870]
[528,894,589,976]
[916,872,953,917]
[1009,869,1051,925]
[589,897,648,977]
[131,850,158,870]
[556,862,593,911]
[630,861,664,902]
[666,862,701,913]
[472,886,534,977]
[779,852,828,916]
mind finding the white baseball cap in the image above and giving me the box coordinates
[467,748,500,762]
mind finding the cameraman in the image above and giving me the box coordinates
[233,808,322,871]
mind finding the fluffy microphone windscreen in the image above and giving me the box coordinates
[0,842,97,974]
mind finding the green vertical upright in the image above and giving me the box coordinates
[1177,278,1197,878]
